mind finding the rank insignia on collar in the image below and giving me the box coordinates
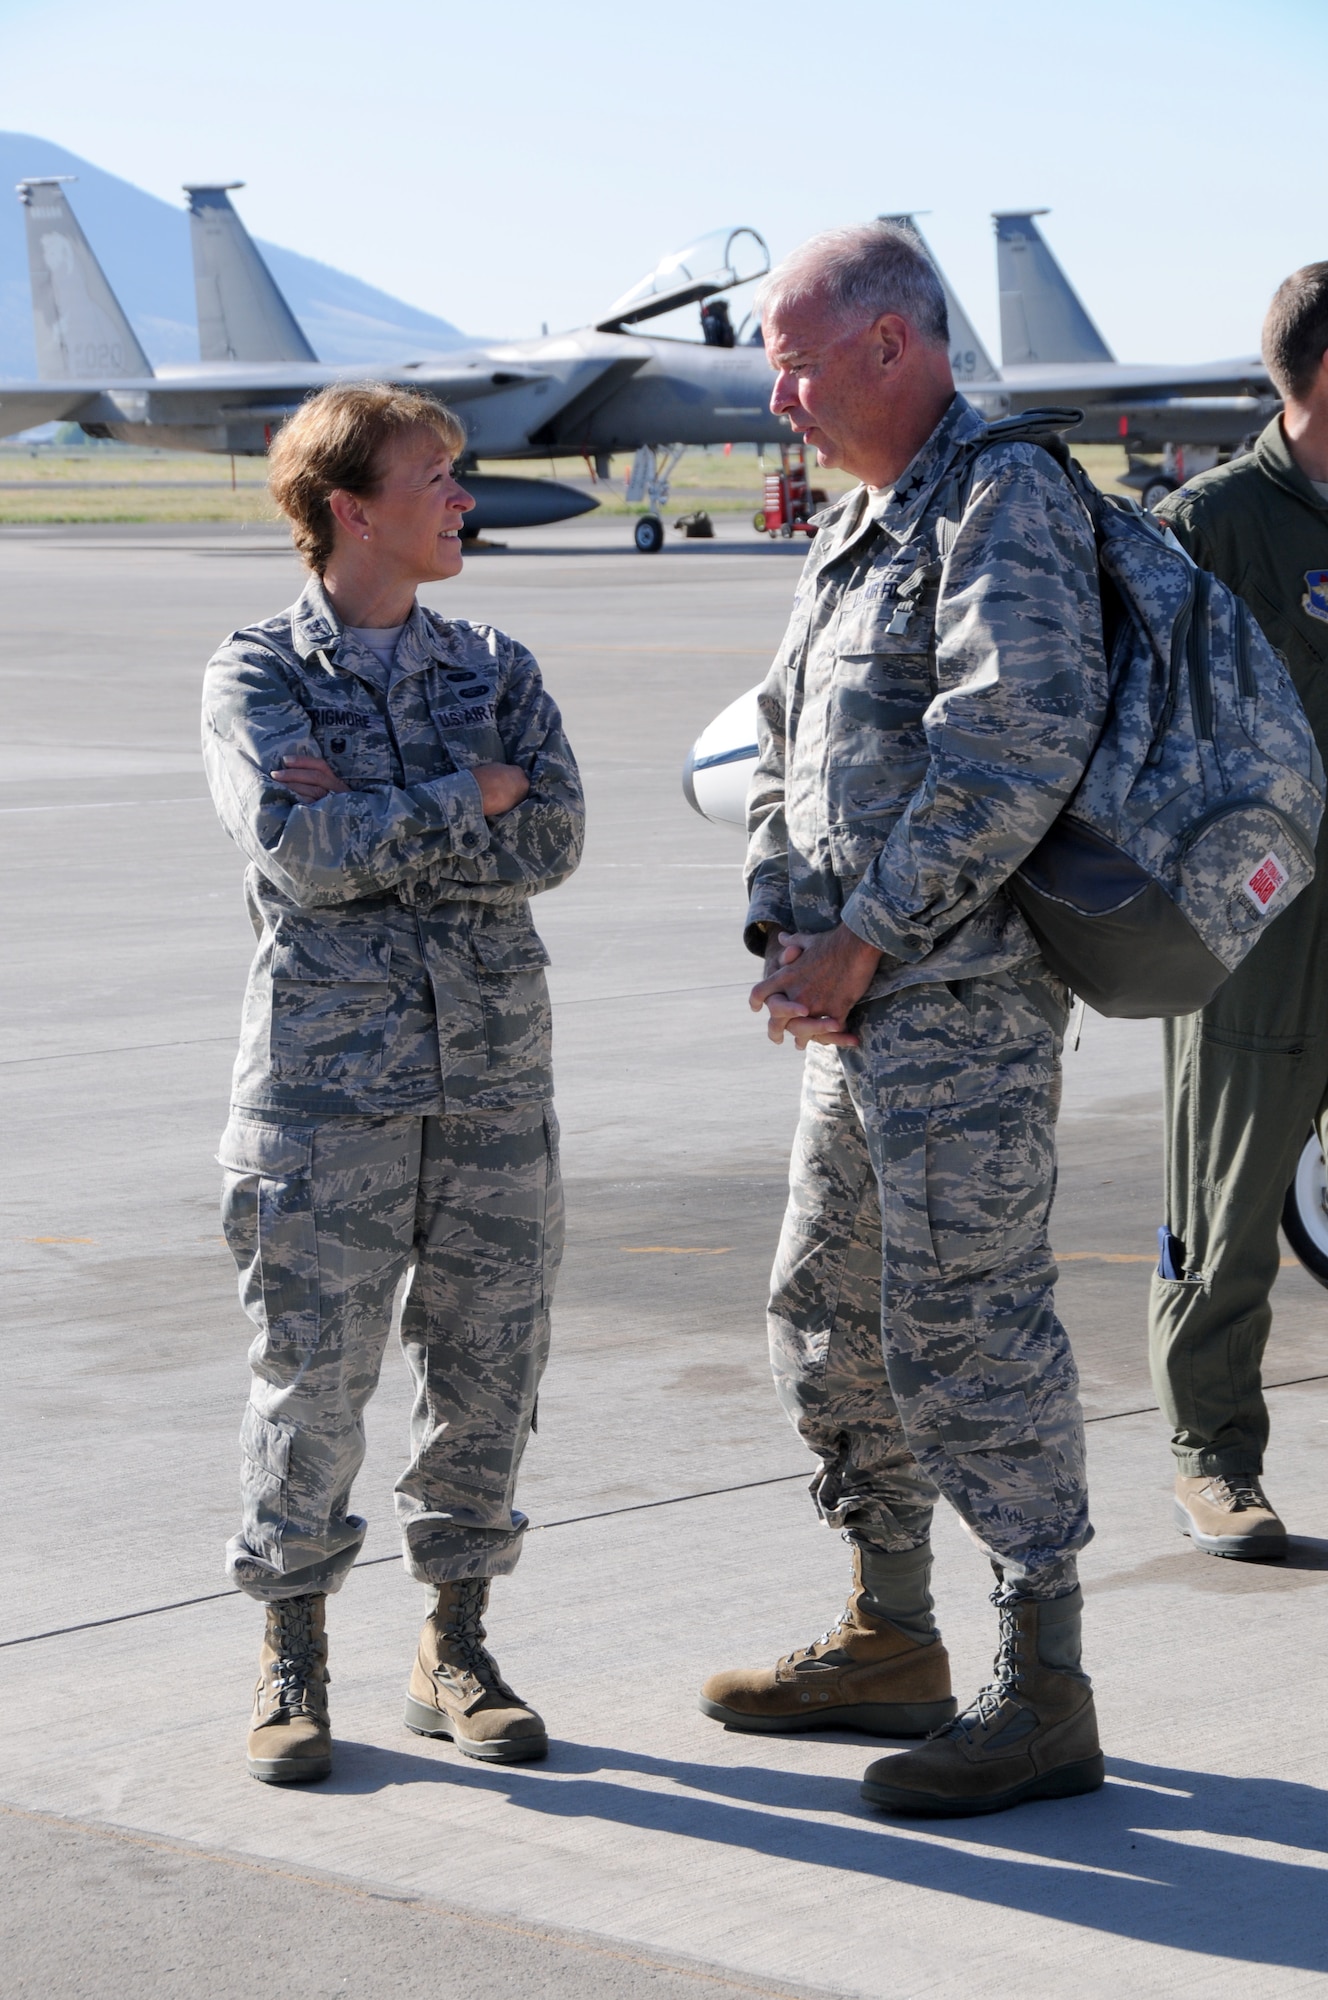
[1302,570,1328,624]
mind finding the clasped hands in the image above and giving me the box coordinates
[749,923,882,1049]
[271,757,529,816]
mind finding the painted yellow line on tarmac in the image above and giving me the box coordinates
[1060,1252,1155,1264]
[621,1246,732,1255]
[22,1236,95,1244]
[1060,1251,1301,1267]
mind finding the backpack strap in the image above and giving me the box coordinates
[934,405,1091,558]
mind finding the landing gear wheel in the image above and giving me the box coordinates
[1141,477,1176,512]
[634,514,665,553]
[1282,1133,1328,1288]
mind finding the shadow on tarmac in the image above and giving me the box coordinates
[320,1741,1328,1974]
[1282,1535,1328,1571]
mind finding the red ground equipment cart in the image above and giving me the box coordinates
[754,444,821,538]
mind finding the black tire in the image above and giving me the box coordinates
[1282,1133,1328,1289]
[634,514,665,554]
[1142,477,1175,512]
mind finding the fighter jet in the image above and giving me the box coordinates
[889,211,1279,480]
[1,178,786,543]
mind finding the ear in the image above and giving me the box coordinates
[873,313,910,372]
[328,487,371,541]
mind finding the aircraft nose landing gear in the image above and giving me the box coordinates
[626,444,684,552]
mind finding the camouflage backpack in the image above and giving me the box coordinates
[942,411,1326,1018]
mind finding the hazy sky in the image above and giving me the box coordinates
[1,0,1321,361]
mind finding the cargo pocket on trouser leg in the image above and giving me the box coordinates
[219,1113,368,1594]
[218,1114,319,1359]
[396,1102,553,1581]
[922,1084,1057,1283]
[875,1088,1087,1585]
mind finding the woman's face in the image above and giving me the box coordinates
[344,429,475,584]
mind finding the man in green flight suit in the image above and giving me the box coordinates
[1152,263,1328,1559]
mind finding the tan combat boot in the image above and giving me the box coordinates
[404,1577,548,1763]
[246,1593,332,1785]
[1174,1472,1287,1560]
[861,1589,1103,1817]
[699,1547,956,1737]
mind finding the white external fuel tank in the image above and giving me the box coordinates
[681,685,761,828]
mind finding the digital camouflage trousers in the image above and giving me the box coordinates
[769,961,1091,1599]
[219,1099,563,1601]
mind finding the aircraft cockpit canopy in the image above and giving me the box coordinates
[596,227,770,333]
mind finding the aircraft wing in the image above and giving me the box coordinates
[995,356,1271,398]
[0,344,641,451]
[0,387,108,434]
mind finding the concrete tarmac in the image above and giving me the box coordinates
[1,516,1326,1999]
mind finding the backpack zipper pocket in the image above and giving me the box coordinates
[1233,602,1257,699]
[1146,566,1197,764]
[1178,800,1316,872]
[1187,570,1214,741]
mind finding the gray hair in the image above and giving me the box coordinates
[756,222,949,346]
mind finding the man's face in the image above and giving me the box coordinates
[765,296,907,480]
[358,430,474,583]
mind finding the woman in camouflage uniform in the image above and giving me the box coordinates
[202,384,583,1783]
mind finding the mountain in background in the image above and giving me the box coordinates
[0,131,470,378]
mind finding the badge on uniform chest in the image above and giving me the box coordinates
[843,554,929,641]
[309,704,375,756]
[433,665,496,731]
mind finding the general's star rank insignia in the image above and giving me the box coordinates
[1302,570,1328,623]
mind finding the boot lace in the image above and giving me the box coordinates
[267,1596,322,1714]
[439,1578,519,1702]
[934,1599,1028,1742]
[1208,1474,1271,1513]
[782,1604,855,1670]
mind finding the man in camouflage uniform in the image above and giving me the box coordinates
[699,224,1107,1816]
[204,384,583,1783]
[1151,265,1328,1559]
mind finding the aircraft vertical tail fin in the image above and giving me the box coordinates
[994,211,1114,367]
[184,184,317,364]
[17,177,152,381]
[879,214,999,386]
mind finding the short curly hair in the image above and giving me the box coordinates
[267,382,467,571]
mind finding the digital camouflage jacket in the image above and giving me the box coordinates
[744,394,1108,998]
[202,576,584,1116]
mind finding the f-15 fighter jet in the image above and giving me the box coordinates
[1,178,783,542]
